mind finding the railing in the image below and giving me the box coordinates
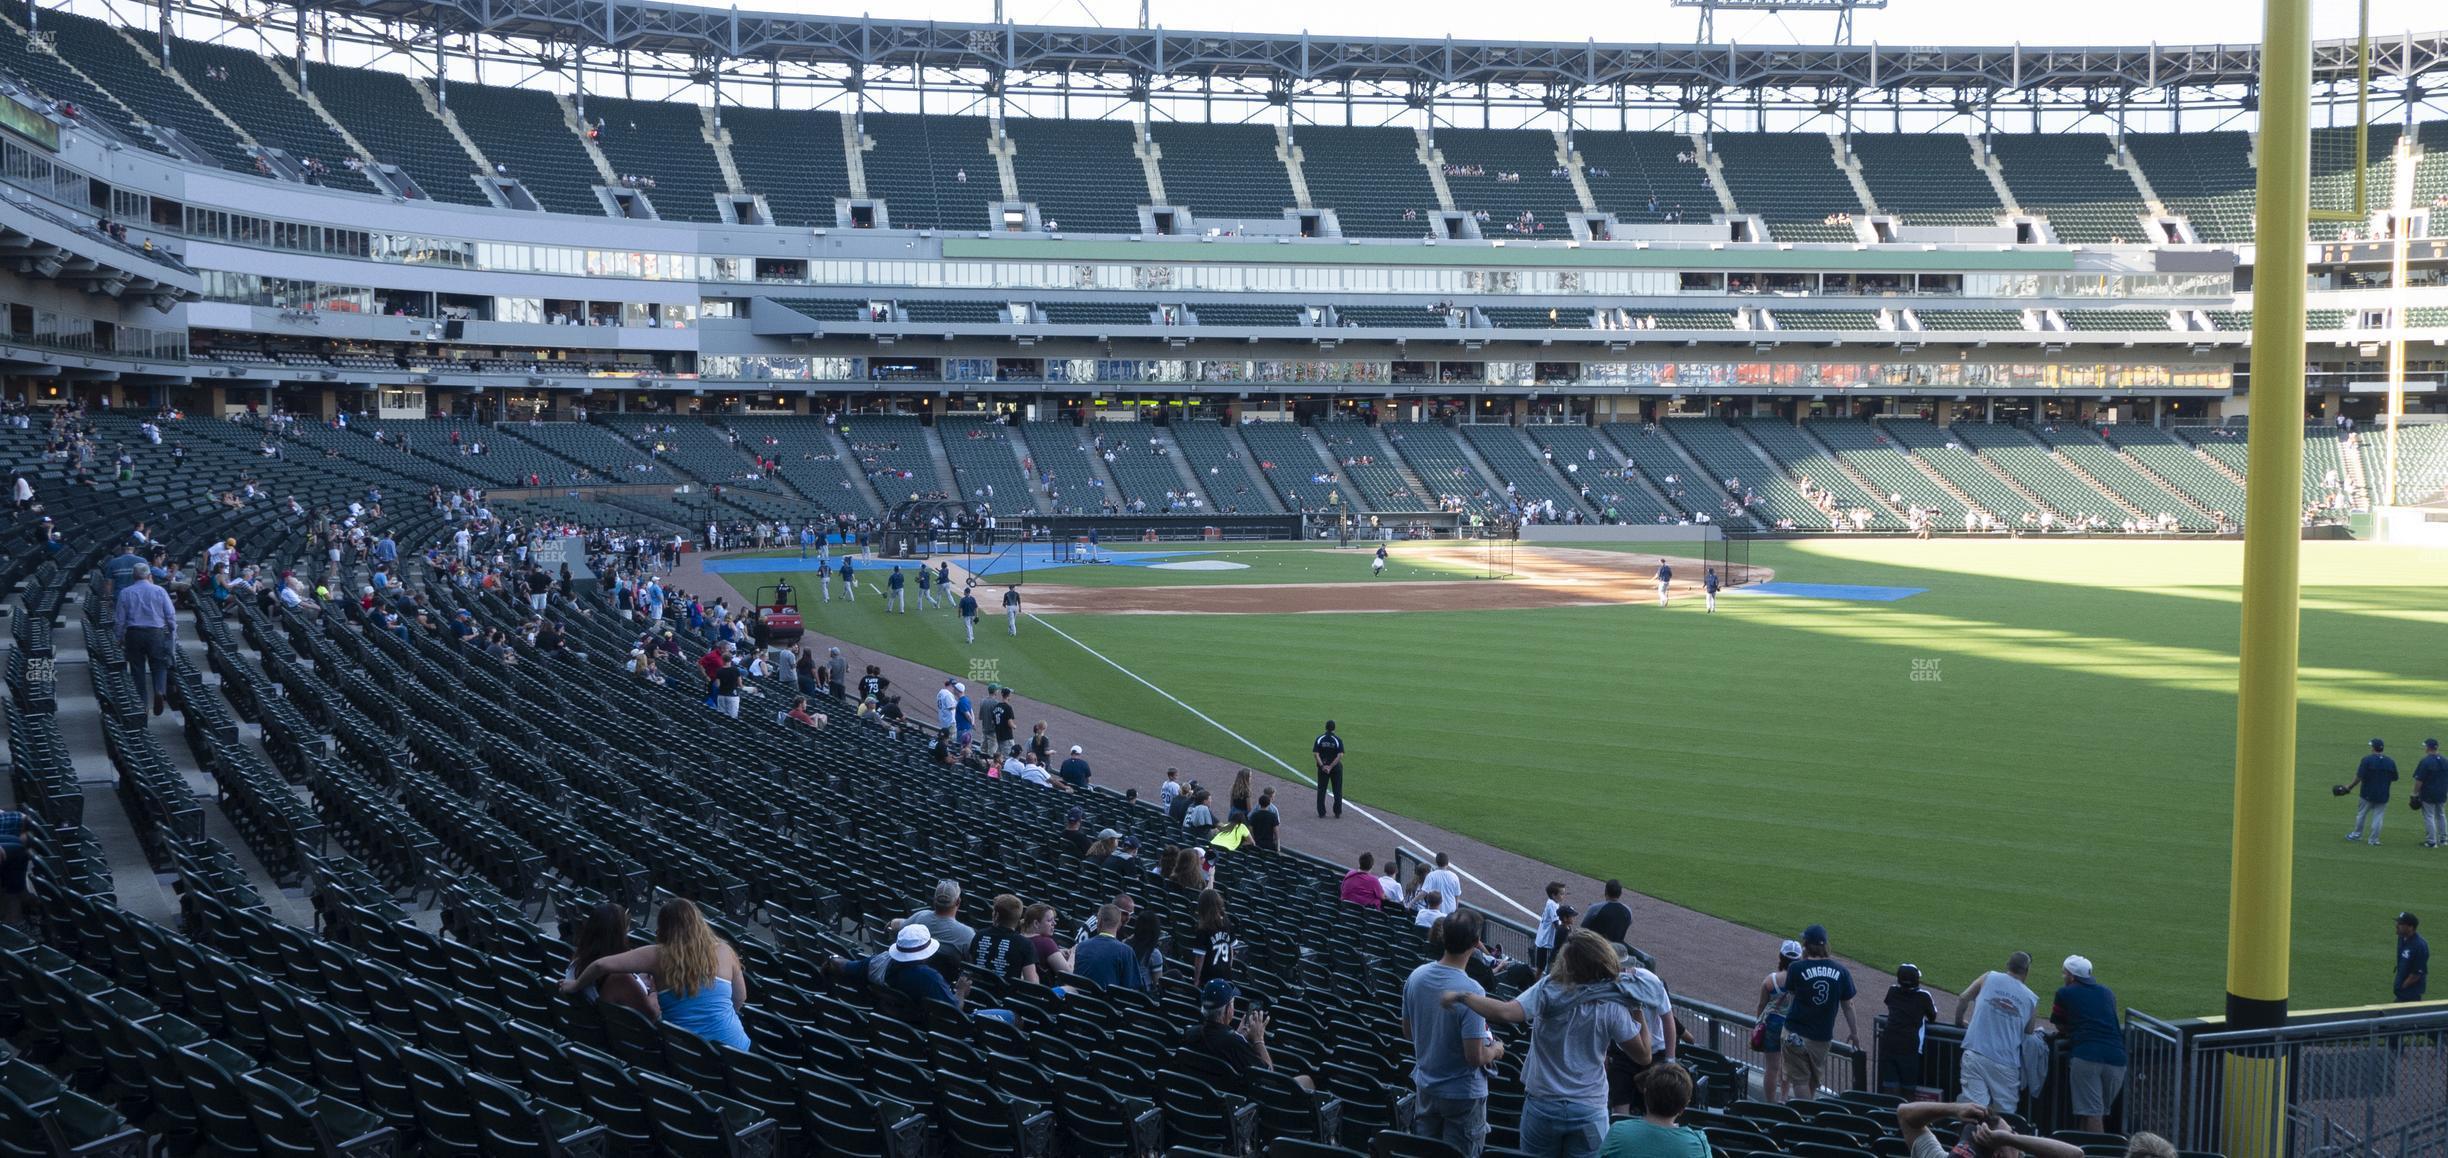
[2122,1005,2448,1158]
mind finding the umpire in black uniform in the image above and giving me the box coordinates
[1313,720,1346,818]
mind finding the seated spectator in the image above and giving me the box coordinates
[1022,903,1073,976]
[1210,808,1255,853]
[1182,788,1216,836]
[1072,903,1145,990]
[882,924,964,1009]
[1897,1102,2084,1158]
[560,899,749,1051]
[564,902,659,1020]
[904,879,977,955]
[782,696,828,729]
[1188,979,1315,1092]
[1341,851,1385,907]
[1599,1063,1707,1158]
[969,894,1041,983]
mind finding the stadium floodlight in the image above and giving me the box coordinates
[1669,0,1888,45]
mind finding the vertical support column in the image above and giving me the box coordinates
[2223,0,2311,1145]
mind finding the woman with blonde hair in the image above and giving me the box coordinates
[1447,930,1649,1157]
[561,898,750,1050]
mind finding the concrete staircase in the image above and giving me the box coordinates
[1559,132,1599,215]
[2048,449,2150,519]
[840,110,869,199]
[411,78,496,179]
[1969,133,2022,214]
[1778,425,1908,522]
[1276,125,1314,209]
[1214,424,1288,514]
[819,422,890,514]
[1417,129,1457,214]
[1693,133,1740,216]
[700,106,748,195]
[2107,444,2217,520]
[554,94,620,185]
[1830,133,1880,216]
[278,64,376,173]
[1892,445,1999,523]
[120,28,259,152]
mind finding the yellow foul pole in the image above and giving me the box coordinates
[2228,0,2310,1031]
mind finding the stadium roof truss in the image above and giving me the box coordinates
[117,0,2448,125]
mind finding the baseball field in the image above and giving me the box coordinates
[716,536,2448,1015]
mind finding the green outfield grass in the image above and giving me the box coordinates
[722,538,2448,1014]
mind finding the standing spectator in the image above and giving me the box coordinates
[969,894,1041,983]
[1534,882,1568,972]
[1404,910,1503,1156]
[2396,912,2429,1002]
[1057,744,1093,789]
[1313,720,1346,818]
[1229,769,1254,815]
[1423,853,1463,917]
[1189,888,1237,984]
[1447,930,1650,1158]
[113,563,177,716]
[987,688,1018,757]
[2050,955,2128,1133]
[1072,904,1144,990]
[1342,852,1385,907]
[1880,964,1940,1096]
[1762,940,1801,1101]
[2345,738,2397,845]
[712,656,742,718]
[1247,789,1281,852]
[1954,952,2039,1113]
[1584,880,1634,949]
[1598,1064,1708,1158]
[1782,925,1859,1101]
[2415,739,2447,848]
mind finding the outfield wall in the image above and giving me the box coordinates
[1519,525,1723,544]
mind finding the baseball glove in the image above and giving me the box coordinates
[2332,784,2350,796]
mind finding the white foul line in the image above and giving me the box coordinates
[1024,611,1539,923]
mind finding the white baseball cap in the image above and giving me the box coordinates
[2063,955,2094,980]
[1069,745,1083,754]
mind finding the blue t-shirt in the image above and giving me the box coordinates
[1072,934,1145,991]
[2358,753,2399,802]
[2049,979,2127,1065]
[1600,1119,1714,1158]
[1402,960,1491,1100]
[2414,755,2448,803]
[955,696,974,730]
[886,959,959,1008]
[959,595,979,618]
[1783,958,1856,1042]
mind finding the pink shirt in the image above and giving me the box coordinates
[1339,870,1384,907]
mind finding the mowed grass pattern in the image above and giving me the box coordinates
[725,539,2448,1014]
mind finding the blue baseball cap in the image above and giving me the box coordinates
[1200,978,1240,1012]
[1801,924,1829,946]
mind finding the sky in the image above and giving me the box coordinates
[708,0,2435,49]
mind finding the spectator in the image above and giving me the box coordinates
[2051,955,2127,1132]
[1057,744,1093,789]
[881,924,963,1009]
[1534,882,1568,972]
[1189,888,1237,984]
[1405,909,1504,1156]
[1448,930,1650,1158]
[1880,963,1940,1096]
[1377,857,1408,906]
[784,696,827,730]
[1898,1102,2083,1158]
[1022,903,1071,975]
[1598,1063,1707,1158]
[1247,788,1281,852]
[906,879,977,955]
[969,894,1041,983]
[1209,809,1255,852]
[1059,807,1091,857]
[560,899,749,1050]
[1584,880,1634,949]
[1129,908,1168,987]
[1182,788,1216,837]
[1424,852,1463,917]
[564,902,659,1020]
[1782,925,1859,1101]
[1072,903,1145,990]
[1188,979,1314,1091]
[1342,852,1386,906]
[113,562,177,716]
[1229,769,1254,815]
[1954,951,2039,1114]
[2124,1135,2179,1158]
[0,803,26,928]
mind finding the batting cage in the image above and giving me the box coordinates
[1705,530,1755,587]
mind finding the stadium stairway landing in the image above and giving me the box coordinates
[818,422,890,513]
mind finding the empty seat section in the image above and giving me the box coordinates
[1633,309,1737,330]
[1484,306,1593,329]
[1337,306,1452,329]
[1093,426,1202,511]
[1735,418,1902,530]
[2029,425,2210,528]
[766,297,876,324]
[1016,421,1106,514]
[1772,310,1882,331]
[1148,121,1294,223]
[1879,418,2046,526]
[2302,425,2351,505]
[583,95,730,223]
[0,14,155,151]
[445,82,604,216]
[2308,123,2398,241]
[170,37,377,194]
[1381,422,1502,513]
[1803,419,1966,523]
[1459,424,1593,519]
[1170,421,1283,513]
[860,112,997,231]
[1005,117,1148,234]
[1292,124,1438,238]
[1434,128,1580,228]
[1188,303,1305,328]
[2101,424,2246,519]
[2125,132,2254,244]
[1849,133,2000,226]
[293,61,487,205]
[1523,424,1676,524]
[1915,309,2026,332]
[1652,419,1831,529]
[597,416,783,494]
[936,416,1038,515]
[1712,134,1860,241]
[900,300,1005,325]
[1315,421,1429,511]
[722,106,851,227]
[1040,301,1153,326]
[725,416,878,518]
[372,418,605,487]
[499,422,678,485]
[2359,423,2448,503]
[1236,420,1360,511]
[1950,423,2125,523]
[837,414,951,500]
[1576,130,1717,223]
[2415,121,2448,208]
[46,10,251,171]
[1988,133,2147,244]
[2059,309,2169,332]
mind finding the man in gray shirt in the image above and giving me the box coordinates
[903,879,976,956]
[113,563,178,716]
[1403,911,1504,1156]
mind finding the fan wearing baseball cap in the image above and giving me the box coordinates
[2049,955,2127,1132]
[2397,913,2428,1003]
[1187,978,1315,1092]
[1879,964,1940,1096]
